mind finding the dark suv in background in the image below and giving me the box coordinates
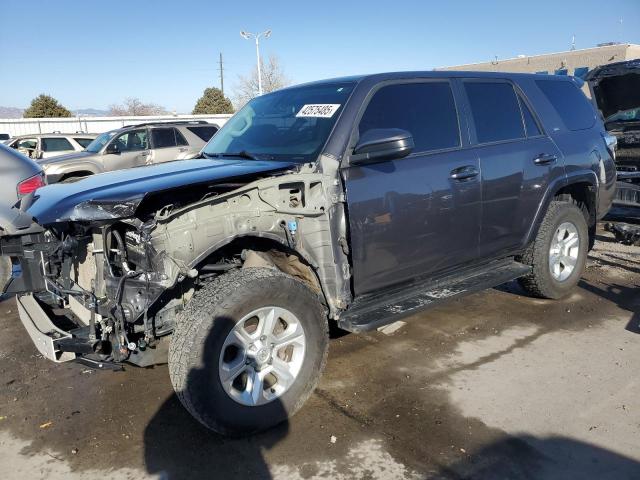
[1,71,615,435]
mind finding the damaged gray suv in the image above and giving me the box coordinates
[1,71,616,435]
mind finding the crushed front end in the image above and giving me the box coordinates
[1,219,180,367]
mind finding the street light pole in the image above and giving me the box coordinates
[240,29,271,96]
[255,35,263,96]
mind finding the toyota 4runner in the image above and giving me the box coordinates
[0,71,616,435]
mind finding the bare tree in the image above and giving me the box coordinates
[109,97,168,116]
[234,55,291,109]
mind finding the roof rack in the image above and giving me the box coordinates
[123,120,209,128]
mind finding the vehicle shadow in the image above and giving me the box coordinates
[579,280,640,335]
[436,435,640,480]
[143,393,286,479]
[143,316,289,480]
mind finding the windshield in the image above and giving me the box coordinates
[606,107,640,123]
[85,131,117,153]
[202,82,355,162]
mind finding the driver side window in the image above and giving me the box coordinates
[113,129,148,152]
[358,82,461,154]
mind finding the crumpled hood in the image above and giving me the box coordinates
[37,150,96,166]
[586,59,640,120]
[26,158,297,225]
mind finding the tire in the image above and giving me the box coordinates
[0,256,11,293]
[169,267,329,436]
[517,200,588,299]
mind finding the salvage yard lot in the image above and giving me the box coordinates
[0,228,638,480]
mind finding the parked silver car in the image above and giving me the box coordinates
[6,133,97,159]
[39,121,218,183]
[0,142,45,290]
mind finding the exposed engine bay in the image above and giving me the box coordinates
[1,158,351,367]
[587,59,640,192]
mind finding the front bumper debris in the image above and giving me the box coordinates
[16,293,75,362]
[605,222,640,246]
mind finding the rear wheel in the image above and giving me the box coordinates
[168,267,329,435]
[517,200,588,299]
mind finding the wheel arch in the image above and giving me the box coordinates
[523,170,598,250]
[59,170,95,182]
[190,233,328,306]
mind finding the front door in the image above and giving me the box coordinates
[460,79,563,259]
[104,128,150,171]
[343,81,481,296]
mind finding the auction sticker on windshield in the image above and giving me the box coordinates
[296,104,341,118]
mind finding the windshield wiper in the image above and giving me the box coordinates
[206,150,263,161]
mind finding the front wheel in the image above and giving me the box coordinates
[168,267,329,436]
[517,200,589,299]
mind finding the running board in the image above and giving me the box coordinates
[338,260,531,333]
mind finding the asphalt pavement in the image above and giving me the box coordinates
[0,229,638,479]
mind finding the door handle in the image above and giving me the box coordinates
[140,151,150,156]
[450,165,479,180]
[178,147,188,152]
[533,153,557,165]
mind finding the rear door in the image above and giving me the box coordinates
[460,79,563,259]
[343,80,481,296]
[149,127,183,163]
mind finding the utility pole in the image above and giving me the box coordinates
[218,52,224,96]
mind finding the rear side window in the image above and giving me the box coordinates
[175,128,189,146]
[464,82,525,143]
[518,96,542,137]
[187,126,218,142]
[74,138,93,148]
[41,137,73,152]
[536,80,595,131]
[358,82,460,153]
[152,128,177,148]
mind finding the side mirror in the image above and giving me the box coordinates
[351,128,414,165]
[105,143,120,155]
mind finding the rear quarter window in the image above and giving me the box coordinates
[535,80,595,131]
[187,126,218,142]
[74,137,94,148]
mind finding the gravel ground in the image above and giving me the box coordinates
[0,228,638,479]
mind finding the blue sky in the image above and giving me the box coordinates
[0,0,638,113]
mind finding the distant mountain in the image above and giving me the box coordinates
[0,106,24,118]
[0,106,110,118]
[73,108,110,116]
